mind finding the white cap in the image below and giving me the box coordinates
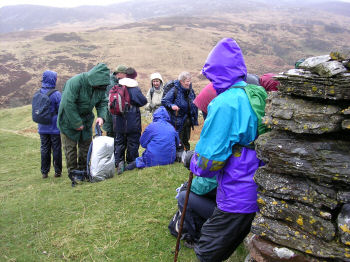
[119,78,138,87]
[150,72,164,83]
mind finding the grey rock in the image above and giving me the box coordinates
[338,204,350,246]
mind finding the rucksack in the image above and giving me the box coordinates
[32,89,58,124]
[109,84,131,115]
[162,80,176,99]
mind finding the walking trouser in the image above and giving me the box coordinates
[179,118,192,151]
[61,133,91,174]
[40,134,62,175]
[114,132,141,166]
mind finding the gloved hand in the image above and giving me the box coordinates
[182,150,194,170]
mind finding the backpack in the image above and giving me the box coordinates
[109,84,131,115]
[162,80,176,99]
[32,89,58,124]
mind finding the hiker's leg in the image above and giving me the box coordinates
[51,134,62,175]
[179,119,191,151]
[115,132,126,166]
[61,133,78,174]
[40,134,51,175]
[178,190,216,242]
[126,132,141,164]
[77,138,91,171]
[194,208,255,262]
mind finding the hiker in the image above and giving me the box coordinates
[145,72,164,114]
[57,63,110,177]
[37,70,62,179]
[189,38,267,262]
[161,71,198,151]
[174,84,218,248]
[103,64,128,138]
[121,106,180,172]
[114,77,147,174]
[259,73,280,92]
[246,73,260,86]
[125,67,138,79]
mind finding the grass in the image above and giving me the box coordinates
[0,105,248,261]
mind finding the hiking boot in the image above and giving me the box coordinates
[117,161,125,175]
[184,240,195,249]
[54,173,61,178]
[42,173,48,179]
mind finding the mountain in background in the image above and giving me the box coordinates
[0,0,349,108]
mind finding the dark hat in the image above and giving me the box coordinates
[126,67,137,79]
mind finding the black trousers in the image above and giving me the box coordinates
[179,118,192,151]
[40,134,62,175]
[114,132,141,166]
[195,207,256,262]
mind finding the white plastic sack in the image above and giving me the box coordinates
[90,136,115,182]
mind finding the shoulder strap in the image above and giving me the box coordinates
[173,87,178,103]
[46,89,57,97]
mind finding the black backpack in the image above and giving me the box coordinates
[32,89,58,124]
[162,80,177,99]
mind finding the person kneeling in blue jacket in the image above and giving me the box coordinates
[121,106,180,172]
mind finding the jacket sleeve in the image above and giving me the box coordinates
[62,82,84,128]
[130,87,147,107]
[54,91,62,114]
[161,88,176,110]
[140,124,153,148]
[145,89,151,111]
[95,91,108,121]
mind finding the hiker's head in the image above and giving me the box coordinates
[202,38,247,95]
[114,64,128,79]
[126,67,138,79]
[150,72,163,89]
[178,71,191,89]
[119,78,138,88]
[193,82,216,118]
[42,70,57,88]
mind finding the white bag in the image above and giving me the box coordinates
[89,136,115,182]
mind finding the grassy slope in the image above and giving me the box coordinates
[0,105,247,261]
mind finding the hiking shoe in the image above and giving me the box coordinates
[184,240,195,249]
[42,173,48,179]
[54,173,61,178]
[117,161,125,175]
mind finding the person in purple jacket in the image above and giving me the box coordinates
[189,38,265,261]
[38,70,62,179]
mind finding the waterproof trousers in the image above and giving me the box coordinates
[195,208,256,262]
[114,132,141,166]
[40,134,62,175]
[61,133,91,174]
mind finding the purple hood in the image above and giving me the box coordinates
[202,38,247,94]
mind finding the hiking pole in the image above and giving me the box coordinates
[174,171,194,262]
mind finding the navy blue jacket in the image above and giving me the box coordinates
[161,80,198,132]
[38,71,61,135]
[114,86,147,134]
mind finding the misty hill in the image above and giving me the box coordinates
[0,0,350,108]
[1,0,350,33]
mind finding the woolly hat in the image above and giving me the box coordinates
[259,73,279,92]
[193,82,217,114]
[119,78,138,87]
[126,67,138,79]
[114,65,128,74]
[150,72,164,84]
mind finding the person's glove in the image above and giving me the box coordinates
[182,150,194,170]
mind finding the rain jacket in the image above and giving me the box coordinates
[114,85,147,134]
[190,38,266,213]
[136,106,180,168]
[38,70,61,135]
[161,80,198,132]
[145,73,164,113]
[57,63,110,141]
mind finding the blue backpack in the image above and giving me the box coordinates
[32,89,57,124]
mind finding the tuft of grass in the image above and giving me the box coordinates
[0,105,248,261]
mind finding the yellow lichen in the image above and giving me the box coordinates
[340,224,350,233]
[305,249,312,254]
[257,198,266,205]
[297,216,304,226]
[272,201,278,205]
[309,217,316,224]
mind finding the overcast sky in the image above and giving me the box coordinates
[1,0,350,8]
[0,0,131,8]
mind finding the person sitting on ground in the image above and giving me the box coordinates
[259,73,280,92]
[121,106,180,172]
[37,70,62,179]
[145,72,164,114]
[103,64,128,138]
[189,38,267,262]
[161,71,198,151]
[114,77,147,174]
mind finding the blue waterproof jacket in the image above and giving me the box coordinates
[161,80,198,132]
[114,86,147,134]
[38,71,61,135]
[136,106,180,168]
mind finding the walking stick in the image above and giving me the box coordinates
[174,171,194,262]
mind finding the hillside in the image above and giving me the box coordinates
[1,2,350,108]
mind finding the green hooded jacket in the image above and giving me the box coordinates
[57,63,110,141]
